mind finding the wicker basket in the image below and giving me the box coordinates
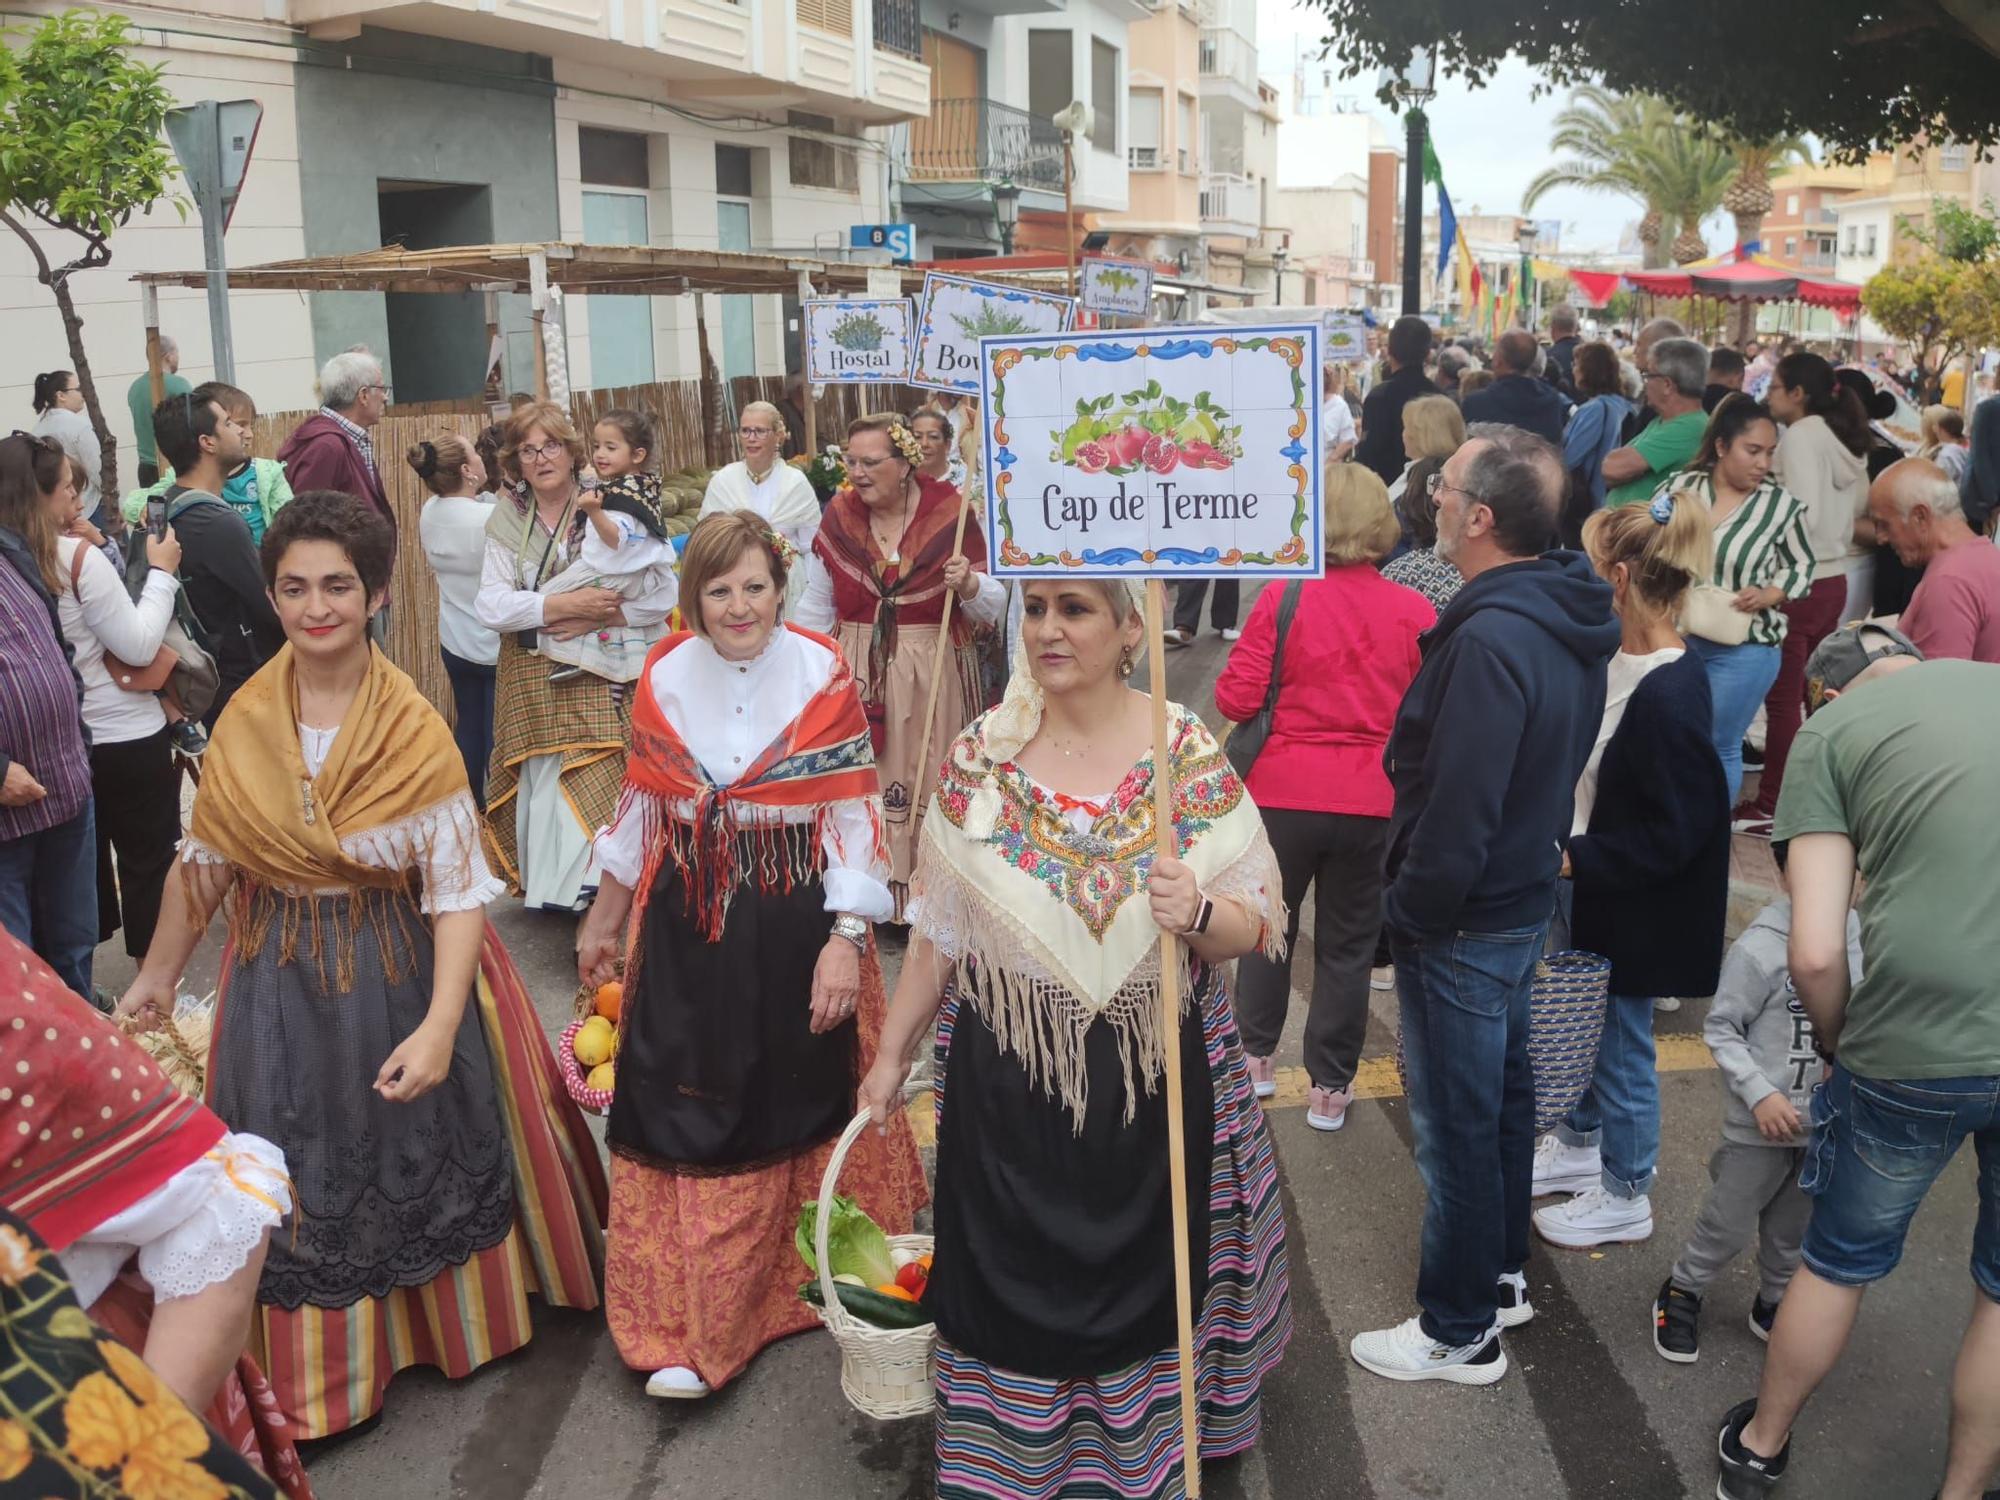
[811,1110,936,1420]
[1394,949,1612,1135]
[557,1016,615,1116]
[121,998,213,1100]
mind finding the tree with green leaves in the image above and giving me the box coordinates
[1306,0,2000,161]
[0,13,182,504]
[1862,249,2000,402]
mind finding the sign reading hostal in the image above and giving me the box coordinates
[982,325,1324,579]
[910,272,1073,394]
[804,298,915,385]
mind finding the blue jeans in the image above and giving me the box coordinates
[1556,994,1660,1197]
[0,803,97,997]
[1393,921,1546,1347]
[1800,1065,2000,1298]
[1687,637,1781,806]
[441,647,497,807]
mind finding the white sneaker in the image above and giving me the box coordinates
[1532,1134,1601,1196]
[1533,1186,1654,1249]
[643,1365,712,1399]
[1496,1270,1535,1328]
[1350,1315,1507,1386]
[1653,996,1683,1013]
[1220,627,1241,641]
[1369,968,1394,992]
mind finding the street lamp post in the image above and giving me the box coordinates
[1388,49,1436,317]
[1272,244,1289,305]
[992,179,1022,256]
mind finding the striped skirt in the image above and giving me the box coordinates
[932,980,1291,1499]
[240,928,608,1439]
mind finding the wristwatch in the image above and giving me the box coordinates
[1185,892,1214,936]
[830,914,869,951]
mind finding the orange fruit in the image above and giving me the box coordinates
[594,981,623,1022]
[874,1283,918,1302]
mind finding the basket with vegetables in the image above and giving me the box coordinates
[798,1110,936,1418]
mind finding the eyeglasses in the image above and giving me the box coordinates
[739,426,775,438]
[1642,371,1671,385]
[1425,470,1474,504]
[362,383,392,399]
[517,439,569,462]
[849,454,897,471]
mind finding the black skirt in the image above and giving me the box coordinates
[607,822,857,1171]
[927,969,1215,1380]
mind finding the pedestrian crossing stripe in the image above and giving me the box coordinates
[899,1033,1716,1146]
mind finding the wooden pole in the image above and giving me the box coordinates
[1144,577,1201,1499]
[529,251,552,403]
[1064,135,1078,300]
[142,284,165,411]
[798,268,819,460]
[911,494,974,831]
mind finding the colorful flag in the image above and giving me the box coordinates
[1438,185,1457,280]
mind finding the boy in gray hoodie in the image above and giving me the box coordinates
[1651,844,1863,1363]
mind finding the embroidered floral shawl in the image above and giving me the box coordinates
[619,626,884,950]
[914,704,1283,1128]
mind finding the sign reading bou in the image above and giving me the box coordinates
[910,273,1075,394]
[981,325,1324,579]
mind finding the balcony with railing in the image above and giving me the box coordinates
[873,0,921,57]
[905,97,1065,191]
[1199,171,1259,237]
[1197,26,1259,106]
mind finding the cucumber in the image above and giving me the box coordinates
[798,1278,932,1331]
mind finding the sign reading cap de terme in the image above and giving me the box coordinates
[981,324,1324,580]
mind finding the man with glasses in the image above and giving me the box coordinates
[275,349,395,534]
[1603,336,1710,507]
[1351,424,1618,1387]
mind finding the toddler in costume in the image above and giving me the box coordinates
[544,408,675,684]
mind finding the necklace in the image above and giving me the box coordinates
[873,480,916,565]
[746,459,776,484]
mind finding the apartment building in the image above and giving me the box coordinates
[1093,0,1203,270]
[0,0,931,472]
[893,0,1141,260]
[1192,0,1283,296]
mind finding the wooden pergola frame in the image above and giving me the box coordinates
[132,241,958,456]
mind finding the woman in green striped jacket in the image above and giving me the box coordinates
[1668,396,1817,803]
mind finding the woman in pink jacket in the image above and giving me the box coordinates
[1214,465,1435,1133]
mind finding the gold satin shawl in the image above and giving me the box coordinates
[188,643,476,987]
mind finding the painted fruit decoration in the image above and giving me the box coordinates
[1053,381,1241,476]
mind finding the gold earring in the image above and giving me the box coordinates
[1118,649,1136,678]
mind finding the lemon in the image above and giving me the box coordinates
[586,1061,616,1093]
[573,1017,615,1068]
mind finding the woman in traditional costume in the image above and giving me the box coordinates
[121,492,607,1440]
[475,402,677,911]
[862,577,1292,1499]
[910,406,968,496]
[698,400,821,612]
[795,414,1003,915]
[574,511,926,1400]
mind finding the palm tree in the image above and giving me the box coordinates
[1524,86,1667,266]
[1523,88,1735,270]
[1716,132,1812,341]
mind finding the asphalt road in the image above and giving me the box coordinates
[93,608,1983,1500]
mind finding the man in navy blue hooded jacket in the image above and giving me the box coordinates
[1351,423,1619,1387]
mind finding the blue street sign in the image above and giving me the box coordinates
[850,223,916,263]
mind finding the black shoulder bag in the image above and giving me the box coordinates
[1224,580,1303,781]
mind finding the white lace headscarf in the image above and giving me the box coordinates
[961,577,1146,838]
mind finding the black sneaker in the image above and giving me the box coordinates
[1717,1398,1790,1499]
[1748,1295,1779,1342]
[1654,1279,1701,1364]
[1497,1269,1534,1329]
[168,719,208,758]
[1741,740,1766,769]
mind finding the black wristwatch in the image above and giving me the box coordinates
[1186,893,1214,936]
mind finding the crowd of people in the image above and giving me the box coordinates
[0,306,1992,1500]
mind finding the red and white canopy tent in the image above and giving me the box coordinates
[1622,252,1863,314]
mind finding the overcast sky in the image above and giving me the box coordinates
[1253,2,1721,258]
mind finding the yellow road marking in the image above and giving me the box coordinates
[899,1032,1714,1135]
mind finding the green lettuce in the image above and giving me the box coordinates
[795,1195,896,1287]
